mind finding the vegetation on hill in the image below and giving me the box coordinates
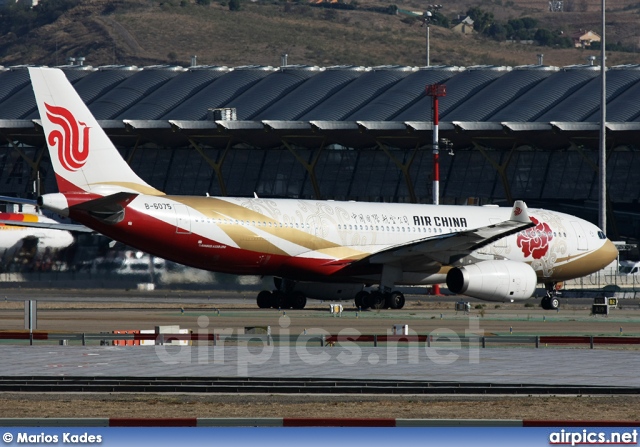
[0,0,639,68]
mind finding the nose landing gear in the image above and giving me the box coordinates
[540,282,560,310]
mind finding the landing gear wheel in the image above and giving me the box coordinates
[354,291,369,309]
[386,291,405,309]
[291,292,307,310]
[362,292,373,310]
[541,296,559,310]
[541,282,560,311]
[371,292,386,309]
[272,290,286,309]
[257,290,272,309]
[395,292,406,309]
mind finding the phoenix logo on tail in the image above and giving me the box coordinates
[44,103,90,172]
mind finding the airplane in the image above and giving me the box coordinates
[0,206,76,270]
[26,67,618,310]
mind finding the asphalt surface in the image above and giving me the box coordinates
[0,288,639,388]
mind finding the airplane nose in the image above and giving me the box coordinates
[601,239,619,264]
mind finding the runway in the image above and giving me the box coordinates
[1,343,639,388]
[1,288,639,389]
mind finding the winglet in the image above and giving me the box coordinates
[510,200,530,223]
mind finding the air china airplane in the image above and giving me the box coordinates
[27,67,618,310]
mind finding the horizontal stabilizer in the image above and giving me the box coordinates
[71,192,138,225]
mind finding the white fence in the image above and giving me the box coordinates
[563,271,640,294]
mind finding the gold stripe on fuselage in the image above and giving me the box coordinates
[169,197,367,259]
[546,239,617,281]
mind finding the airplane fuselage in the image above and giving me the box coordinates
[60,194,616,286]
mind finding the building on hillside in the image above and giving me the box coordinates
[0,0,38,5]
[452,16,475,34]
[572,30,601,48]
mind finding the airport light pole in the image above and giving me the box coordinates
[421,5,442,67]
[598,0,607,234]
[424,11,432,67]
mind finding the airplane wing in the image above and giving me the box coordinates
[364,200,535,268]
[0,220,94,233]
[0,195,94,232]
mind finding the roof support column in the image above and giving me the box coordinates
[5,139,46,193]
[375,141,419,203]
[571,142,599,173]
[474,142,516,205]
[188,138,230,196]
[124,136,143,165]
[7,139,47,179]
[282,139,324,199]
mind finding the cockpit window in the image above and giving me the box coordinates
[597,231,606,240]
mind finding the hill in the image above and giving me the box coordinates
[0,0,639,68]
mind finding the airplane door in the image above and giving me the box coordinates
[173,204,191,234]
[570,221,588,251]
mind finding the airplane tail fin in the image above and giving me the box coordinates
[28,67,164,197]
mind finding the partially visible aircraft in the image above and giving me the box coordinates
[26,67,618,310]
[0,206,76,270]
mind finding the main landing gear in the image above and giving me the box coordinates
[254,287,406,310]
[540,282,560,310]
[256,290,307,309]
[354,290,405,310]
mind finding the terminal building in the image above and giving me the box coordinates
[0,62,638,245]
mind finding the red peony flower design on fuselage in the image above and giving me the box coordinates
[517,217,553,259]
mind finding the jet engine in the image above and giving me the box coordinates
[446,260,537,302]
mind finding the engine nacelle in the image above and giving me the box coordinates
[446,260,537,302]
[38,193,69,217]
[291,282,363,301]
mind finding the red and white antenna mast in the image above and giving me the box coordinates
[425,83,446,205]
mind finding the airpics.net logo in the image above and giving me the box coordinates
[44,103,90,172]
[152,314,484,376]
[549,429,638,446]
